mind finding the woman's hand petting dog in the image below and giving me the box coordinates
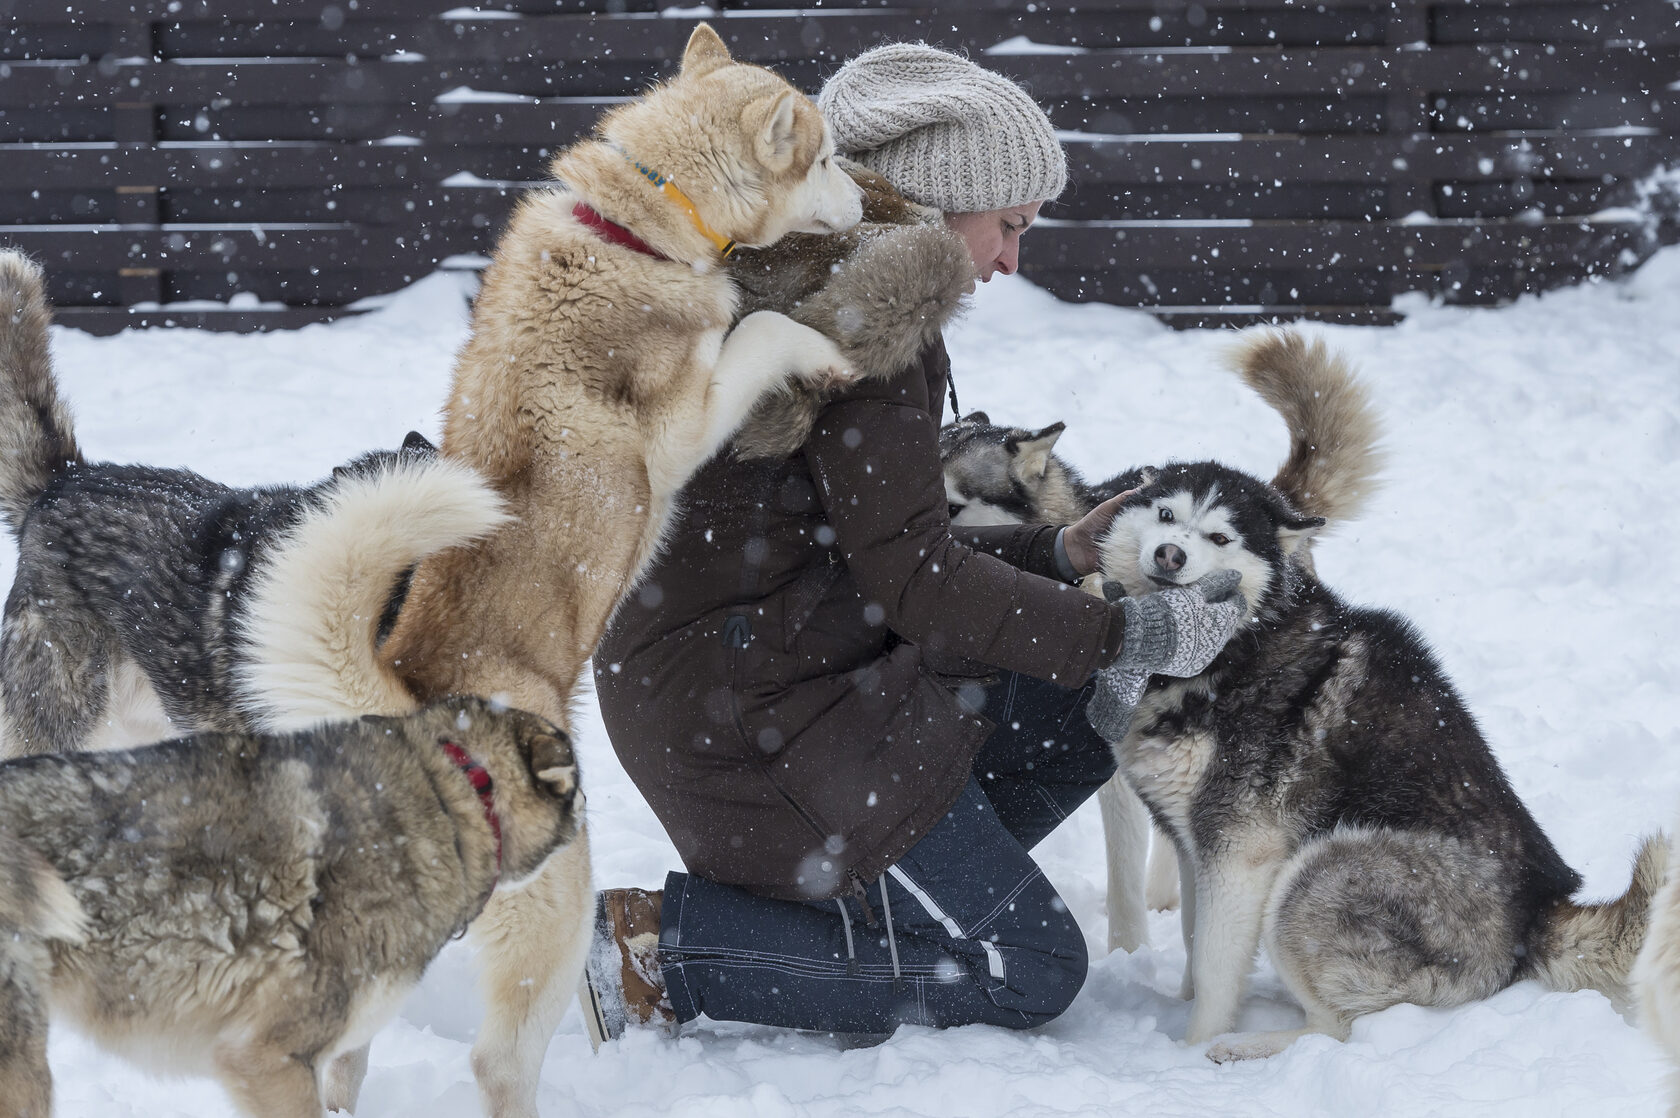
[1062,487,1140,576]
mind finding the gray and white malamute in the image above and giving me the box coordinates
[0,250,508,757]
[1091,330,1665,1060]
[940,412,1178,954]
[0,695,580,1117]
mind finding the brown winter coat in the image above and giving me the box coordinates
[595,339,1127,902]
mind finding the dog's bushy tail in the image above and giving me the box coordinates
[234,456,512,731]
[1532,835,1669,1008]
[0,830,86,945]
[1635,831,1680,1116]
[1233,329,1382,525]
[0,251,83,533]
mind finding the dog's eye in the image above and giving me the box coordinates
[947,503,964,520]
[1209,533,1231,546]
[1158,507,1174,523]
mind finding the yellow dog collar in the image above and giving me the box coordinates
[615,147,738,259]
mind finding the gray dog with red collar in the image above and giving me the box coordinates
[0,695,580,1118]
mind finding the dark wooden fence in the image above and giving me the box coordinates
[2,0,1676,332]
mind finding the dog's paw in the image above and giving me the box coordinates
[1203,1030,1304,1063]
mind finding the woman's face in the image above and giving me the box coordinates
[943,201,1043,283]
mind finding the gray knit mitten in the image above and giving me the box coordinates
[1086,667,1150,744]
[1110,569,1245,677]
[1086,571,1246,743]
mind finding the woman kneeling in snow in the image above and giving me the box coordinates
[582,42,1238,1042]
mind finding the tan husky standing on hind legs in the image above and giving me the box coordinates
[233,24,868,1117]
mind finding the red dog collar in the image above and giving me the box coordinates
[440,739,502,878]
[572,203,665,260]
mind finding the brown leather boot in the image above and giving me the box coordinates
[579,887,676,1051]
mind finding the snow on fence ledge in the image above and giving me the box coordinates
[0,0,1675,333]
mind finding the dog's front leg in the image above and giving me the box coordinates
[1176,843,1198,1000]
[695,310,849,459]
[1183,848,1284,1045]
[1097,775,1150,954]
[322,1044,368,1113]
[469,826,594,1118]
[1145,829,1182,912]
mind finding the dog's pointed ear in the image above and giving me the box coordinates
[524,726,578,799]
[1009,422,1065,481]
[681,23,733,79]
[754,91,801,172]
[963,410,990,425]
[1277,513,1326,557]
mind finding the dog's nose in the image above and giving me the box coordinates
[1154,543,1187,572]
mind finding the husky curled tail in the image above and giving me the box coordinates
[1635,830,1680,1115]
[0,253,83,528]
[0,248,509,754]
[234,459,512,731]
[1234,329,1383,526]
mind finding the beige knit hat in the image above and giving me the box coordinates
[816,42,1067,214]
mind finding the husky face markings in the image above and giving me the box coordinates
[1099,467,1313,626]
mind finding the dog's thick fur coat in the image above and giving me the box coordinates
[1636,829,1680,1116]
[227,27,881,1114]
[0,251,508,758]
[0,696,579,1118]
[1092,329,1662,1060]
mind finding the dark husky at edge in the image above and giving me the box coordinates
[0,249,507,756]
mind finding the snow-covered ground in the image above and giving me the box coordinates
[13,248,1680,1116]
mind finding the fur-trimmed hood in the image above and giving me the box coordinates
[727,162,975,460]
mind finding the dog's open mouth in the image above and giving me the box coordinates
[1148,575,1183,589]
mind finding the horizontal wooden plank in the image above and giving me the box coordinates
[1064,133,1680,185]
[21,0,652,20]
[3,124,1664,199]
[0,143,446,190]
[50,305,367,335]
[0,225,437,271]
[3,42,1672,108]
[1020,216,1654,269]
[1433,2,1680,46]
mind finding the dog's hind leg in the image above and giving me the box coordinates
[213,1044,324,1118]
[469,829,594,1118]
[1098,775,1150,954]
[0,942,53,1118]
[1224,828,1517,1062]
[0,590,114,757]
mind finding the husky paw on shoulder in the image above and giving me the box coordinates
[1090,328,1662,1059]
[1635,829,1680,1115]
[727,161,975,461]
[0,696,579,1118]
[0,249,508,758]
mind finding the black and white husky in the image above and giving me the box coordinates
[0,250,509,756]
[1090,330,1665,1060]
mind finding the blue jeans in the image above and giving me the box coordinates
[658,671,1117,1033]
